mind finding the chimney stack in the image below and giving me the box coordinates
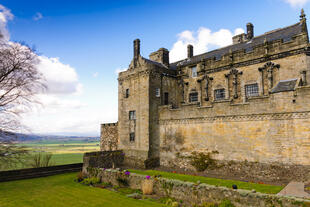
[187,44,193,58]
[133,39,140,59]
[149,48,169,67]
[246,23,254,40]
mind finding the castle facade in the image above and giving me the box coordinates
[107,12,310,169]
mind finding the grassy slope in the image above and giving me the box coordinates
[130,169,283,194]
[0,173,167,207]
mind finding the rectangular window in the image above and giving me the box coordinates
[164,92,169,105]
[129,110,136,120]
[214,89,225,100]
[155,88,160,97]
[245,83,259,97]
[125,89,129,98]
[189,92,198,102]
[129,133,135,142]
[191,66,197,77]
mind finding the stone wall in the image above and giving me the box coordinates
[100,123,118,151]
[85,168,310,207]
[82,151,124,174]
[159,85,310,168]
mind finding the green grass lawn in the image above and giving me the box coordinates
[130,169,284,194]
[50,153,84,165]
[0,172,167,207]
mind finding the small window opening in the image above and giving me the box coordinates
[191,66,197,77]
[245,83,259,97]
[214,89,225,100]
[189,92,198,102]
[155,88,160,97]
[129,110,136,120]
[129,133,135,142]
[125,89,129,98]
[164,92,169,105]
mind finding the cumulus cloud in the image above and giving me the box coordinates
[0,4,90,134]
[169,27,244,62]
[284,0,309,7]
[37,56,83,95]
[0,4,13,41]
[115,67,127,74]
[92,72,98,78]
[33,12,43,21]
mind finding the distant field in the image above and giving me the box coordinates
[2,140,100,171]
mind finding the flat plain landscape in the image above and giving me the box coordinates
[2,139,100,171]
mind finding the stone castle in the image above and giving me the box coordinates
[101,11,310,170]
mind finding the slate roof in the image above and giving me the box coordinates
[271,79,298,93]
[169,22,304,69]
[142,57,168,69]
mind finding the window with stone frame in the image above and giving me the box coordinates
[129,110,136,120]
[155,88,160,97]
[245,83,259,97]
[214,88,225,100]
[125,88,129,98]
[191,66,197,77]
[189,92,198,102]
[164,92,169,105]
[129,132,135,142]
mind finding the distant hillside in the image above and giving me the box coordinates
[15,133,100,142]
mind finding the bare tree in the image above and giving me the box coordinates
[0,42,45,170]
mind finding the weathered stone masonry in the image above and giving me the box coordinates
[101,11,310,171]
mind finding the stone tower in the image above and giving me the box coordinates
[118,39,177,167]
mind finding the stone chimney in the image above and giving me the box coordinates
[232,33,246,44]
[187,44,193,58]
[133,39,140,59]
[149,48,169,67]
[247,23,254,40]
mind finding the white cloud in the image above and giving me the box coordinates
[0,4,94,135]
[92,72,98,78]
[33,12,43,21]
[169,27,244,62]
[115,67,127,74]
[37,56,83,95]
[0,4,13,41]
[284,0,309,7]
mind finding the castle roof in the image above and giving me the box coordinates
[170,22,304,69]
[271,79,298,93]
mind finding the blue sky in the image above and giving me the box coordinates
[0,0,309,136]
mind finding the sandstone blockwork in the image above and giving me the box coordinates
[101,13,310,171]
[100,123,118,151]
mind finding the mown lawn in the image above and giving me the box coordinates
[130,169,284,194]
[0,173,167,207]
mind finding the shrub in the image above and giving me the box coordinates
[189,151,218,172]
[81,177,101,185]
[30,153,54,168]
[75,171,87,182]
